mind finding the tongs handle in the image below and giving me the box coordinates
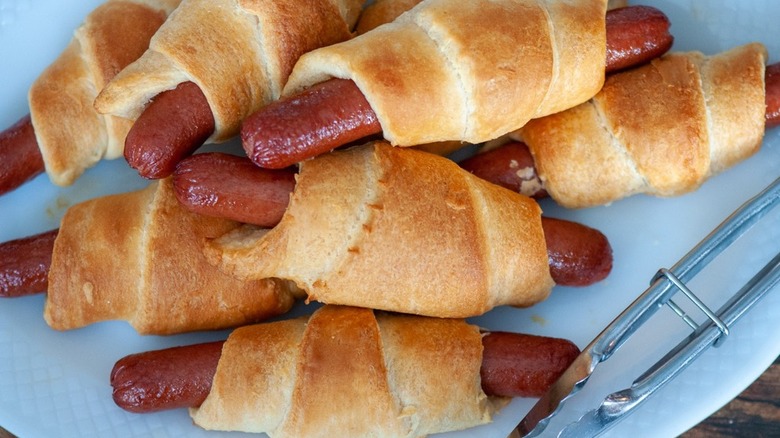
[518,176,780,437]
[558,249,780,437]
[597,176,780,362]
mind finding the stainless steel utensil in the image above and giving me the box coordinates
[518,176,780,437]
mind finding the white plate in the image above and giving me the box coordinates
[0,1,778,437]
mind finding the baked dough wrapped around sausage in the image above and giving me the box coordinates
[516,43,768,208]
[94,0,366,143]
[283,0,608,147]
[205,141,555,318]
[28,0,181,186]
[355,0,627,35]
[190,305,501,437]
[44,178,297,335]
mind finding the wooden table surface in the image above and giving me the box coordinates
[0,356,776,437]
[681,355,780,437]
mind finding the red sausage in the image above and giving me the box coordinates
[0,229,57,297]
[173,153,296,228]
[458,142,547,199]
[110,331,580,413]
[241,78,382,169]
[241,5,674,170]
[480,331,580,398]
[605,5,674,73]
[111,340,225,413]
[541,217,612,287]
[172,152,612,287]
[123,81,215,179]
[0,115,44,196]
[765,63,780,129]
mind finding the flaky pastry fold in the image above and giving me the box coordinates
[206,142,554,318]
[44,178,297,335]
[29,0,181,186]
[284,0,608,147]
[516,43,767,208]
[191,305,500,437]
[95,0,366,142]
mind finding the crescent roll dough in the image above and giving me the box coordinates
[28,0,181,186]
[205,142,554,318]
[355,0,627,35]
[44,178,298,335]
[191,305,501,437]
[517,43,768,208]
[94,0,366,143]
[283,0,607,147]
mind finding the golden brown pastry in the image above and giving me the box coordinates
[354,0,621,158]
[29,0,181,186]
[516,43,767,208]
[44,178,298,335]
[190,305,500,437]
[205,141,554,318]
[283,0,608,147]
[356,0,628,35]
[95,0,366,143]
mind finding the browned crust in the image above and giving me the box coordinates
[521,43,767,208]
[191,305,494,436]
[284,0,607,146]
[44,179,295,335]
[206,142,553,318]
[29,0,176,186]
[95,0,364,142]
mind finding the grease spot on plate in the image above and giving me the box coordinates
[531,314,547,326]
[45,196,72,219]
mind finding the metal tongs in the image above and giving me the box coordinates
[517,176,780,437]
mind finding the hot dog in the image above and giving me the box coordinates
[123,81,215,179]
[173,151,612,287]
[766,62,780,129]
[172,152,297,228]
[0,3,669,192]
[0,229,57,297]
[94,0,367,180]
[240,78,383,171]
[112,340,224,412]
[457,141,547,199]
[241,4,674,170]
[111,332,579,413]
[461,50,778,205]
[604,5,675,73]
[111,330,580,413]
[0,179,298,335]
[114,305,531,435]
[0,115,44,196]
[0,0,181,196]
[0,150,609,298]
[479,330,580,398]
[540,217,612,287]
